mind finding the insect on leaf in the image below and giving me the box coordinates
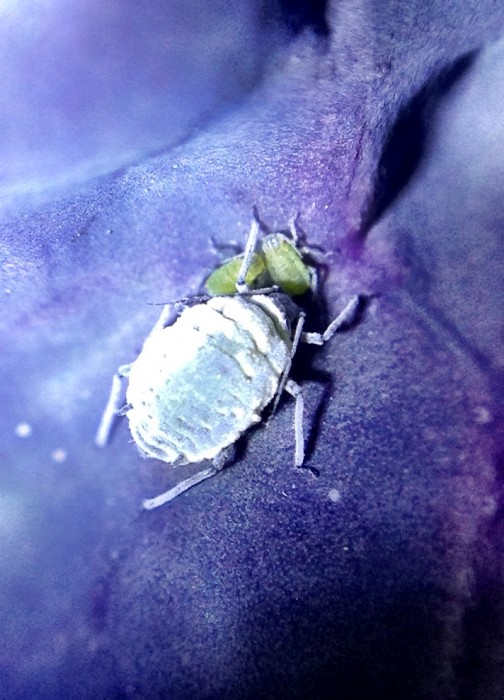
[261,234,311,296]
[205,252,266,295]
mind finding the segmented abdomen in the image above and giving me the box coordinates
[126,296,291,464]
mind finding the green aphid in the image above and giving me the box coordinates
[260,233,311,296]
[206,221,314,297]
[205,252,266,295]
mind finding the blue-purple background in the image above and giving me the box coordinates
[1,1,504,698]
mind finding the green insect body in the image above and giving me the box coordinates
[205,252,266,295]
[261,233,311,296]
[206,230,312,297]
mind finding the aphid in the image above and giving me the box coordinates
[96,212,361,509]
[205,251,266,295]
[205,213,315,297]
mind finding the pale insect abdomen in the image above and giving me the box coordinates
[125,295,292,464]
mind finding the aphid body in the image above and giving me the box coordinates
[205,224,313,297]
[96,212,361,509]
[260,232,312,296]
[205,252,266,296]
[124,293,295,465]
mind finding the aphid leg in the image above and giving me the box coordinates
[270,311,306,417]
[285,379,305,466]
[301,295,361,345]
[236,217,260,293]
[142,447,232,510]
[307,265,319,295]
[288,214,322,294]
[142,466,219,510]
[96,304,178,450]
[95,367,130,447]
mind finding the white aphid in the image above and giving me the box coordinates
[126,294,292,465]
[96,213,361,509]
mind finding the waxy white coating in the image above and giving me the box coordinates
[125,294,292,465]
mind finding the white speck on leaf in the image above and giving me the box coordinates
[328,488,342,503]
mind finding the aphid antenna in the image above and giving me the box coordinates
[209,235,242,256]
[252,204,269,233]
[255,205,303,244]
[288,211,301,245]
[148,294,212,308]
[239,285,280,297]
